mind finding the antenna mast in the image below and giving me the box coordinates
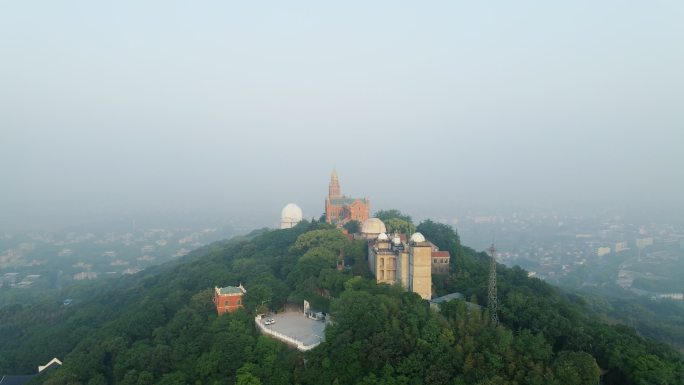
[487,243,499,325]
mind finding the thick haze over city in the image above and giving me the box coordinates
[2,1,683,231]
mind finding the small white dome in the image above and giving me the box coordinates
[281,203,303,221]
[391,236,401,245]
[361,218,387,235]
[409,232,426,243]
[377,232,388,241]
[281,203,303,229]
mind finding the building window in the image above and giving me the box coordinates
[225,300,229,306]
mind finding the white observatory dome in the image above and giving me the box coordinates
[361,218,387,235]
[377,232,389,241]
[409,232,426,243]
[280,203,303,229]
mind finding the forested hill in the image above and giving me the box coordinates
[1,217,683,385]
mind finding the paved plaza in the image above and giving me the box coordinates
[260,311,326,347]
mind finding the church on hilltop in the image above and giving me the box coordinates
[325,169,370,225]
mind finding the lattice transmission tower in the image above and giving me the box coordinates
[487,243,499,325]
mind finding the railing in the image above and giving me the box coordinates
[254,317,321,352]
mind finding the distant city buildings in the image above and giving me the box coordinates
[73,271,98,280]
[454,211,684,301]
[0,226,226,292]
[656,293,684,301]
[636,237,654,249]
[615,241,629,253]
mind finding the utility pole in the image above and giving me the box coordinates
[488,243,499,325]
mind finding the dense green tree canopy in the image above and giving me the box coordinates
[342,220,361,234]
[384,217,414,235]
[0,218,681,385]
[291,229,350,255]
[374,209,413,225]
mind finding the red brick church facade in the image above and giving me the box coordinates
[325,170,370,225]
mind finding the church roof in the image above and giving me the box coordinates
[330,197,367,205]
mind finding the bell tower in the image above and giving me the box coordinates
[329,169,341,199]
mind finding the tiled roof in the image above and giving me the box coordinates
[330,197,367,206]
[432,251,450,258]
[216,285,246,295]
[430,292,464,304]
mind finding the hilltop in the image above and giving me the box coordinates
[1,215,682,385]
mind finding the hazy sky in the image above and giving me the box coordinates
[2,1,683,230]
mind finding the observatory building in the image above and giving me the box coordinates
[281,203,303,229]
[363,218,450,300]
[360,217,387,239]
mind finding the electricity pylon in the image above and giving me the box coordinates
[487,243,499,325]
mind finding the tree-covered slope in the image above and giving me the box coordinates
[0,219,682,385]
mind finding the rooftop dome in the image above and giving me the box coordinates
[409,232,426,243]
[281,203,303,221]
[377,232,388,241]
[361,218,387,235]
[391,236,401,245]
[280,203,303,229]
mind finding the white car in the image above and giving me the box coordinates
[264,318,275,325]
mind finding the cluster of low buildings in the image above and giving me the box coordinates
[361,218,449,300]
[275,170,451,302]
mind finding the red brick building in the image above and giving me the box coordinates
[213,284,246,315]
[325,169,370,225]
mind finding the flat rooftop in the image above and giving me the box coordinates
[260,311,326,348]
